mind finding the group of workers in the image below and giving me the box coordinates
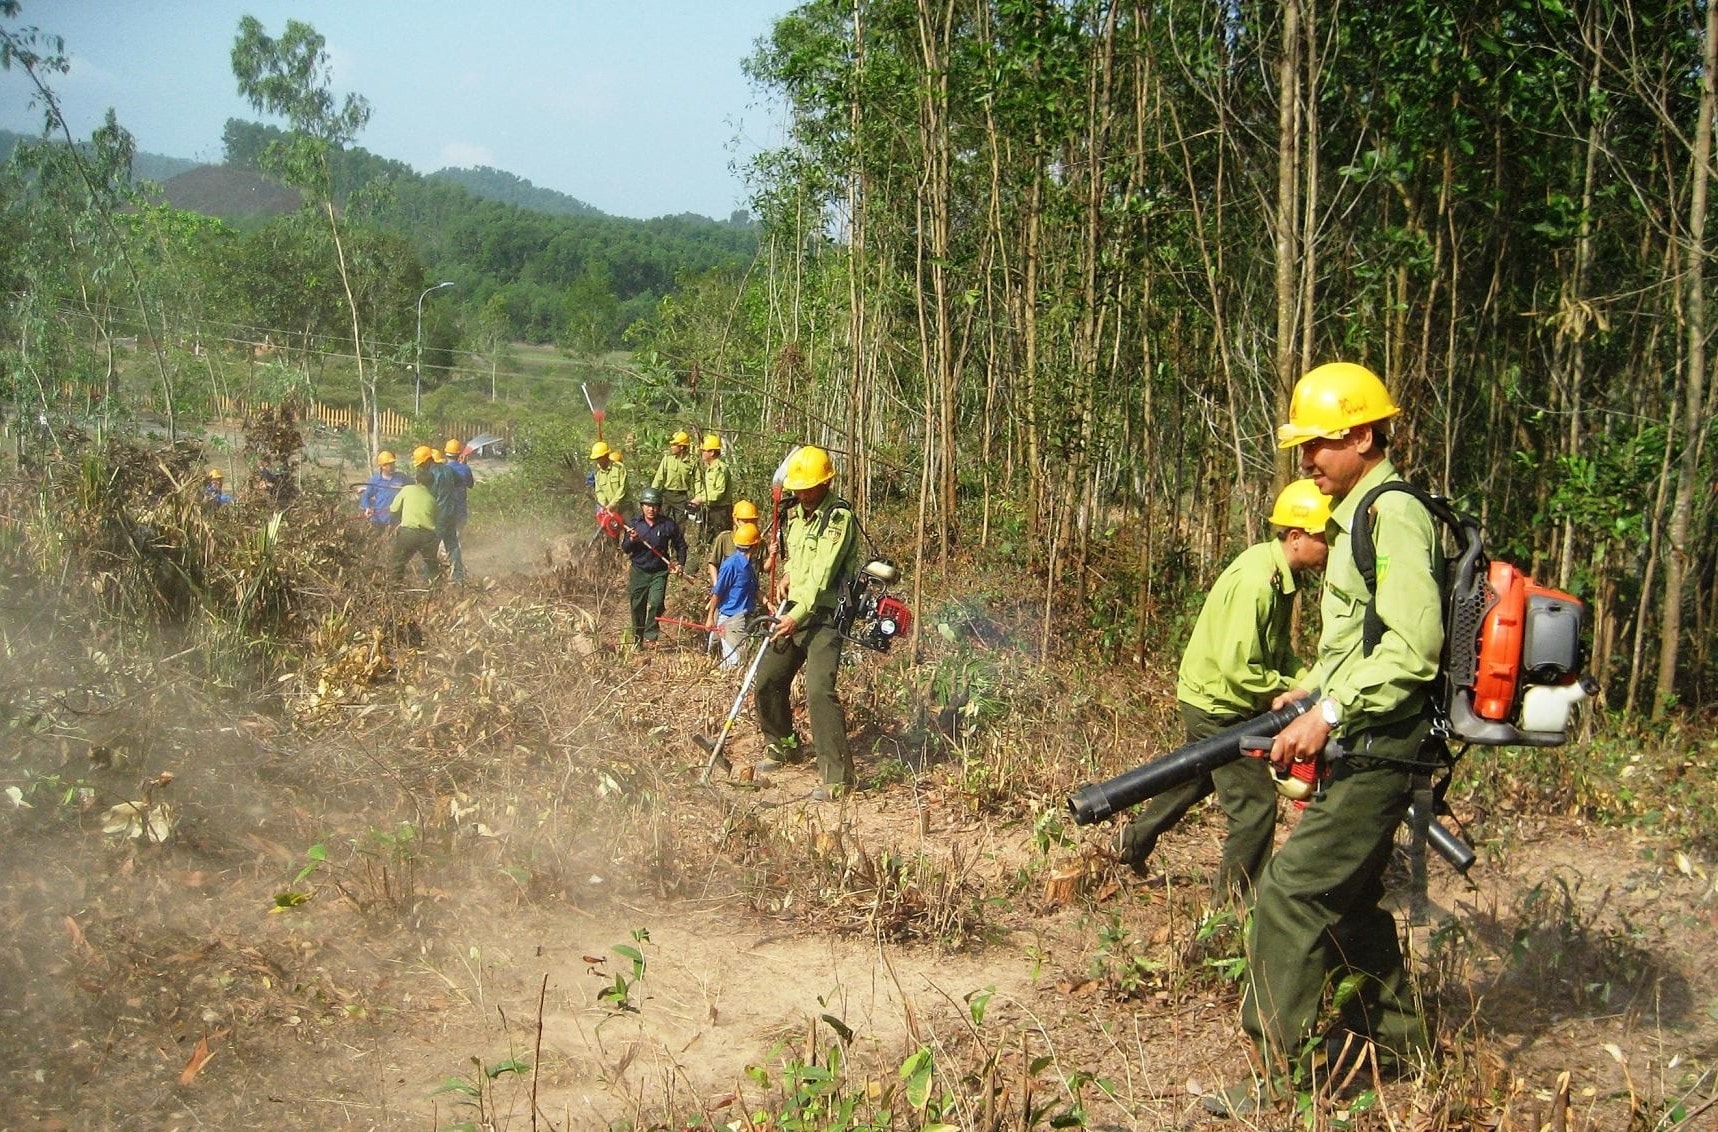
[357,440,473,584]
[1111,361,1445,1118]
[593,435,862,802]
[584,363,1444,1113]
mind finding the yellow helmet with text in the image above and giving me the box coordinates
[1276,362,1400,450]
[1268,479,1334,531]
[782,445,835,491]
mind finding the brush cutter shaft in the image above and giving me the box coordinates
[699,619,776,783]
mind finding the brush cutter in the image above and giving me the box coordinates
[695,616,776,783]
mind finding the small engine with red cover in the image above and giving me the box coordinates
[837,559,913,652]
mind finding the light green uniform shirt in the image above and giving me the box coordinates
[653,452,695,493]
[1306,459,1444,732]
[1176,538,1307,717]
[594,462,628,510]
[779,495,858,625]
[389,483,438,530]
[698,457,732,505]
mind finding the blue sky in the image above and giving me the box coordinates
[1,1,792,220]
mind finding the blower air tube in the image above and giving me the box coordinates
[1066,699,1313,826]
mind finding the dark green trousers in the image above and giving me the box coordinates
[1241,716,1434,1078]
[1119,703,1278,898]
[391,527,441,582]
[627,566,669,642]
[754,618,851,785]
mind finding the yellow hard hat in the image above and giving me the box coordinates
[732,521,761,548]
[782,445,835,491]
[377,450,396,466]
[412,445,437,467]
[1276,362,1400,450]
[671,430,692,446]
[1268,479,1334,530]
[700,433,722,452]
[590,440,611,461]
[206,466,224,480]
[445,438,463,456]
[732,499,760,521]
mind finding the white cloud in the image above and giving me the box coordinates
[439,141,496,169]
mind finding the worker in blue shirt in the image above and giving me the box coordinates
[709,521,761,666]
[358,451,410,531]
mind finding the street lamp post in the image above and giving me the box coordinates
[415,281,455,416]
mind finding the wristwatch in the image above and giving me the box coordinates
[1319,696,1342,728]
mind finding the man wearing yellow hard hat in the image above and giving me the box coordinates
[651,430,697,528]
[753,445,859,801]
[1118,478,1331,899]
[203,466,232,507]
[1203,362,1440,1117]
[590,440,628,532]
[359,450,410,532]
[690,433,733,545]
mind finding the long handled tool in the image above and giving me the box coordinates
[696,618,775,783]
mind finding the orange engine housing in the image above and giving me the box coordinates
[1471,561,1584,721]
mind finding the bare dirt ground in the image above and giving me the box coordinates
[1,508,1715,1132]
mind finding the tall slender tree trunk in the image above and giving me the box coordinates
[1655,0,1717,717]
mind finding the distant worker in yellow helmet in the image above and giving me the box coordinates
[203,466,232,507]
[690,433,733,545]
[389,454,443,584]
[1203,361,1439,1118]
[440,439,473,582]
[754,446,860,801]
[652,430,697,528]
[359,450,410,532]
[590,440,629,536]
[704,499,761,587]
[1118,478,1332,900]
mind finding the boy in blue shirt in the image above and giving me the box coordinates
[709,521,760,667]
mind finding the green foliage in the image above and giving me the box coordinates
[596,927,651,1012]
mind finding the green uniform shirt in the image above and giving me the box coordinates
[594,462,628,509]
[779,495,858,625]
[698,457,731,505]
[1307,459,1443,732]
[706,527,738,572]
[1176,538,1307,717]
[653,452,695,493]
[389,483,438,530]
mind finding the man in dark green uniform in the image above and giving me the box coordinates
[753,445,859,800]
[652,430,697,528]
[1118,478,1331,899]
[619,487,687,649]
[1205,361,1441,1117]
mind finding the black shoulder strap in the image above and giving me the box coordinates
[1350,481,1479,656]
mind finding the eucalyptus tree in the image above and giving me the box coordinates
[2,8,179,434]
[230,16,378,452]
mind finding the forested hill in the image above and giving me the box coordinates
[428,165,606,219]
[207,118,759,345]
[0,128,197,185]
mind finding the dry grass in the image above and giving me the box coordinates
[0,431,1712,1130]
